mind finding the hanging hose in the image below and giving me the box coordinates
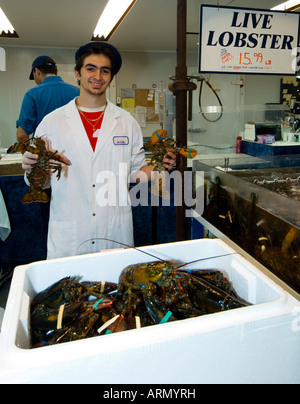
[199,77,224,123]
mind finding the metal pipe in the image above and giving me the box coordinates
[169,0,196,241]
[175,0,188,241]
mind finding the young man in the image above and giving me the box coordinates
[17,56,80,144]
[22,42,175,259]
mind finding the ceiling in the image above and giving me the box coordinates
[0,0,295,52]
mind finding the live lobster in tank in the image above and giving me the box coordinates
[30,250,250,348]
[7,137,71,203]
[142,129,197,198]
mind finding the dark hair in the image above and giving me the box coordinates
[74,45,115,84]
[37,57,58,76]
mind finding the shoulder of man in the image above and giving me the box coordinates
[44,76,78,89]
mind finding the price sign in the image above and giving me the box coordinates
[199,5,300,75]
[238,52,273,68]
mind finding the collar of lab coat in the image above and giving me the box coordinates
[64,98,120,156]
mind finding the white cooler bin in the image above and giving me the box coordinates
[0,239,299,384]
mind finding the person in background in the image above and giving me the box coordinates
[16,55,80,143]
[22,42,175,259]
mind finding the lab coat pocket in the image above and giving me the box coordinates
[47,220,77,259]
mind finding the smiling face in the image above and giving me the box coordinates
[75,53,112,99]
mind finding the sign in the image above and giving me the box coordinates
[199,5,300,75]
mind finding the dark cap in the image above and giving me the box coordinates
[75,42,122,75]
[29,56,56,80]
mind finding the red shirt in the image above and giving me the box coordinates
[78,108,105,151]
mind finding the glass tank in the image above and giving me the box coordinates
[194,161,300,293]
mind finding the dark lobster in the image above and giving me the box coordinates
[115,261,249,325]
[30,258,250,348]
[7,137,71,203]
[30,276,118,347]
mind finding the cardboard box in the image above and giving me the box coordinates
[0,239,299,384]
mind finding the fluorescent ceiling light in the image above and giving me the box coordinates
[92,0,136,41]
[0,7,19,38]
[271,1,300,11]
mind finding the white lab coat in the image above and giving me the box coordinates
[34,99,146,259]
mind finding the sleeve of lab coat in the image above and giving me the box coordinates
[130,118,146,174]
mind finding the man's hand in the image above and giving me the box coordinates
[163,152,176,171]
[22,151,39,172]
[16,126,30,144]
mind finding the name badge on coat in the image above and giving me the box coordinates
[113,136,129,145]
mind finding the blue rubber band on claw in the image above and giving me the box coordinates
[155,130,165,140]
[159,310,173,324]
[93,298,104,310]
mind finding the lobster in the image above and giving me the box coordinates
[115,260,248,326]
[143,129,197,199]
[7,137,71,204]
[143,129,197,172]
[29,249,250,347]
[30,276,118,347]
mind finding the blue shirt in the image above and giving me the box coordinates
[16,76,80,135]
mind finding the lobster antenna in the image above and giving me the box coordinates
[18,138,31,146]
[76,238,239,266]
[176,253,239,269]
[76,238,164,262]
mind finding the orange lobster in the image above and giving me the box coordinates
[7,137,71,204]
[143,129,197,199]
[143,129,197,171]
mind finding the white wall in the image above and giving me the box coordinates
[187,71,282,153]
[243,74,282,123]
[0,46,77,147]
[0,46,282,149]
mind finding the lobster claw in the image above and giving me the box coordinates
[179,148,197,159]
[31,299,83,331]
[180,272,248,313]
[7,141,26,154]
[55,154,72,166]
[150,129,168,144]
[97,313,127,335]
[143,290,176,324]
